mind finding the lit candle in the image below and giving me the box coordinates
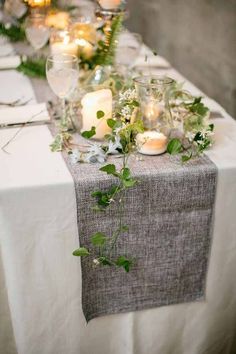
[72,23,97,59]
[81,89,112,140]
[136,131,167,155]
[144,100,161,122]
[50,31,78,56]
[98,0,122,10]
[27,0,51,7]
[75,38,94,58]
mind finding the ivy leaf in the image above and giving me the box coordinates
[123,179,137,188]
[208,123,214,132]
[91,232,107,246]
[182,153,192,163]
[100,164,118,176]
[122,167,131,180]
[116,256,133,272]
[98,256,113,266]
[167,138,182,155]
[97,110,105,119]
[194,132,203,142]
[107,118,116,128]
[81,126,96,139]
[72,247,90,257]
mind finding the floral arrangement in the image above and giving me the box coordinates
[50,79,214,272]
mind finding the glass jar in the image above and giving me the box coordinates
[50,29,78,57]
[134,75,174,132]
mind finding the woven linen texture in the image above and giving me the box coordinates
[30,72,217,322]
[65,146,217,321]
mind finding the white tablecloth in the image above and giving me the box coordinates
[0,43,236,354]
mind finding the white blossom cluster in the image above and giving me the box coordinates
[118,89,137,103]
[69,135,122,165]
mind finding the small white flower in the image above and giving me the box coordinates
[69,149,80,164]
[186,131,195,141]
[85,144,106,164]
[93,259,100,266]
[120,106,132,121]
[119,89,137,103]
[107,135,122,155]
[5,23,11,30]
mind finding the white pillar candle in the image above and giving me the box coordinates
[81,89,112,140]
[136,131,167,155]
[98,0,122,10]
[50,42,78,56]
[50,32,78,56]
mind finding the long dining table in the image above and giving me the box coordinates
[0,34,236,354]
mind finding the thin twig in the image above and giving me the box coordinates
[1,109,47,154]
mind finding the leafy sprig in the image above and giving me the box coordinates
[167,123,214,162]
[73,163,137,272]
[0,22,25,42]
[17,56,46,79]
[82,14,123,69]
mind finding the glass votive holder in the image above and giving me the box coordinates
[4,0,27,19]
[50,29,78,57]
[116,31,142,69]
[70,19,97,59]
[134,75,174,131]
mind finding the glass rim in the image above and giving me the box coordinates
[47,53,79,64]
[133,75,174,87]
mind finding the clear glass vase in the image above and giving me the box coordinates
[134,75,174,133]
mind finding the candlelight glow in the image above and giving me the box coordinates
[26,0,51,7]
[46,11,70,30]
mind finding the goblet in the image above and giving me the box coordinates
[25,14,50,53]
[116,32,142,69]
[46,54,79,128]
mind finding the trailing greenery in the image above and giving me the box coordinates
[80,15,123,70]
[167,94,214,162]
[69,89,143,272]
[50,79,214,272]
[17,56,46,79]
[0,22,25,42]
[73,162,137,273]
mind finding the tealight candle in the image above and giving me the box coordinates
[136,131,168,155]
[98,0,122,10]
[81,89,112,140]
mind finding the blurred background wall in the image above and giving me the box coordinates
[126,0,236,118]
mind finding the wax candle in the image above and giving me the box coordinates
[98,0,122,10]
[81,89,112,140]
[136,131,167,155]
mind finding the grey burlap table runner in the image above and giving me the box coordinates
[29,69,217,322]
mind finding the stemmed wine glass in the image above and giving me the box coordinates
[46,54,79,128]
[25,14,50,54]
